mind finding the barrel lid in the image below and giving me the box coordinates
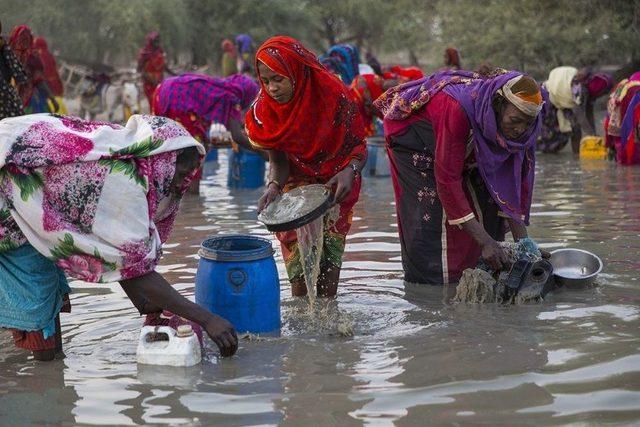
[199,235,274,262]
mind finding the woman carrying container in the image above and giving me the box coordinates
[246,36,367,298]
[0,114,237,360]
[375,69,545,285]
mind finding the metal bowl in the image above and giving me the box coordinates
[550,248,603,288]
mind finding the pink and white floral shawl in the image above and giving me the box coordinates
[0,114,204,282]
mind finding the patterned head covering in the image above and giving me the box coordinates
[375,70,543,224]
[245,36,366,179]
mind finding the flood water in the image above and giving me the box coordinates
[1,150,639,426]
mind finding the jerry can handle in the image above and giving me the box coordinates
[139,325,176,345]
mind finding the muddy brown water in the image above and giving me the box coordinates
[1,150,639,426]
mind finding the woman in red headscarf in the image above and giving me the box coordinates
[246,36,367,298]
[32,36,67,114]
[220,39,237,77]
[8,25,58,113]
[137,31,171,109]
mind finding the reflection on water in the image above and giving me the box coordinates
[1,151,640,425]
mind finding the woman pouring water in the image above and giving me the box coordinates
[246,36,367,298]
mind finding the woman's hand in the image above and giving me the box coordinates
[326,166,355,204]
[481,239,510,271]
[258,183,280,213]
[540,248,551,259]
[204,315,238,357]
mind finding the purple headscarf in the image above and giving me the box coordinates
[235,34,253,54]
[154,73,259,127]
[375,70,543,225]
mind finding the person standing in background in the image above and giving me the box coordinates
[8,25,58,114]
[0,20,28,120]
[220,39,237,77]
[138,31,173,110]
[33,36,67,115]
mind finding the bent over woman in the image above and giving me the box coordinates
[375,70,544,285]
[245,36,367,298]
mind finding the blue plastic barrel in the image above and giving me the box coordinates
[205,148,219,163]
[195,235,280,334]
[227,148,265,188]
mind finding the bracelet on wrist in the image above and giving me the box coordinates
[267,180,282,192]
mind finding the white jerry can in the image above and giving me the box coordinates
[136,325,202,367]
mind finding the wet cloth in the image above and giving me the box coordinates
[246,36,366,180]
[32,37,63,97]
[0,113,203,283]
[350,74,385,136]
[385,93,505,284]
[0,243,70,339]
[0,38,27,120]
[376,69,542,225]
[153,73,259,140]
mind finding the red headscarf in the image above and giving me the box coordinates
[245,36,366,180]
[350,74,385,136]
[383,65,424,83]
[221,39,237,57]
[33,37,64,96]
[138,31,164,67]
[9,25,33,65]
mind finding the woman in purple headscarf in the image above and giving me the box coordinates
[374,69,545,285]
[153,73,261,193]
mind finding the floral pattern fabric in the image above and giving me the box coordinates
[0,113,204,283]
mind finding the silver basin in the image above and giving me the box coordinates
[550,248,603,288]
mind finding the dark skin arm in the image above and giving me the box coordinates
[120,271,238,357]
[227,118,268,160]
[326,155,367,205]
[461,219,510,270]
[258,149,290,212]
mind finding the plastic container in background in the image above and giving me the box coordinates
[137,325,201,367]
[580,136,607,160]
[227,148,266,188]
[205,148,219,163]
[365,137,390,177]
[195,235,280,334]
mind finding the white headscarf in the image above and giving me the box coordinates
[498,75,544,117]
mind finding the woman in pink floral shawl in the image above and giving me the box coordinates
[0,113,238,360]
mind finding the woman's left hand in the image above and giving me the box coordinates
[326,166,355,205]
